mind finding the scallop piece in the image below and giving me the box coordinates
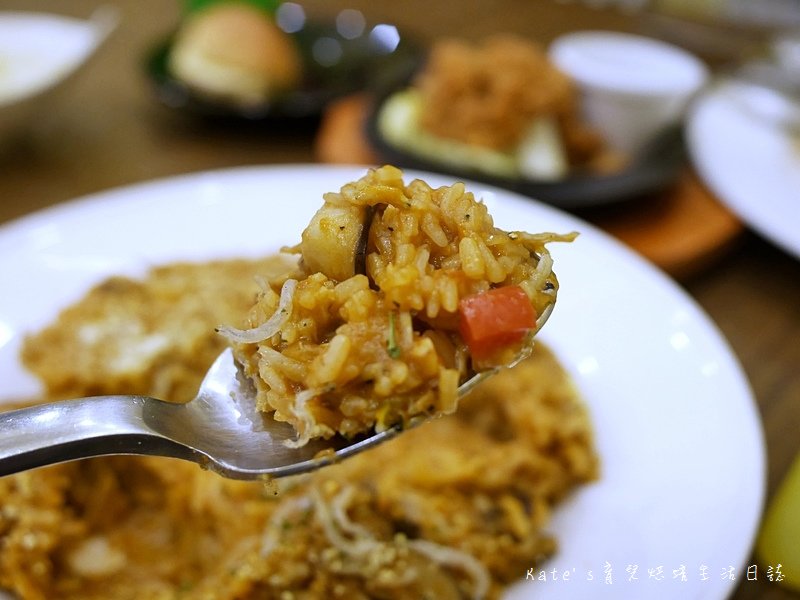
[300,203,369,281]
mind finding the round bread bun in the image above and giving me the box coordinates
[169,2,302,106]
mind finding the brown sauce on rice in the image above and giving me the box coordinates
[7,250,598,600]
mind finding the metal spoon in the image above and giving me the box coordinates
[0,292,555,481]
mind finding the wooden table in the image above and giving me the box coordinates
[1,1,798,598]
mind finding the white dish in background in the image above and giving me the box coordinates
[0,165,764,599]
[549,31,708,155]
[0,8,117,146]
[688,81,800,261]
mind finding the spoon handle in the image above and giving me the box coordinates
[0,396,195,476]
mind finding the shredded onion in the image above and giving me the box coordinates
[311,485,488,598]
[217,279,297,344]
[531,250,554,291]
[260,495,312,558]
[408,538,490,600]
[283,387,321,449]
[311,487,377,557]
[330,487,374,541]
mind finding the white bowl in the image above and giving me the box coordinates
[0,8,117,149]
[549,31,709,156]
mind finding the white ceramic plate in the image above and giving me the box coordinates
[0,165,764,599]
[687,81,800,261]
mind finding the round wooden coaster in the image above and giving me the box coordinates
[314,94,744,280]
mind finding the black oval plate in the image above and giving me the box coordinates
[365,90,685,210]
[146,19,420,123]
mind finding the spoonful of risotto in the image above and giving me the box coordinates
[0,166,573,480]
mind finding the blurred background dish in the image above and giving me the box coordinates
[366,92,685,209]
[548,31,709,156]
[0,7,117,151]
[363,34,688,209]
[146,2,419,123]
[687,80,800,261]
[168,1,305,109]
[726,60,800,134]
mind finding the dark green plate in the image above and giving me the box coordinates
[146,17,419,123]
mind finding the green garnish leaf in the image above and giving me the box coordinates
[183,0,280,16]
[387,312,401,359]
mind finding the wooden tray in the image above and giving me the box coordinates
[314,94,744,280]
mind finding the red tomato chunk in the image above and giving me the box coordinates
[458,285,537,361]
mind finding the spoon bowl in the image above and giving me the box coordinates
[0,286,555,480]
